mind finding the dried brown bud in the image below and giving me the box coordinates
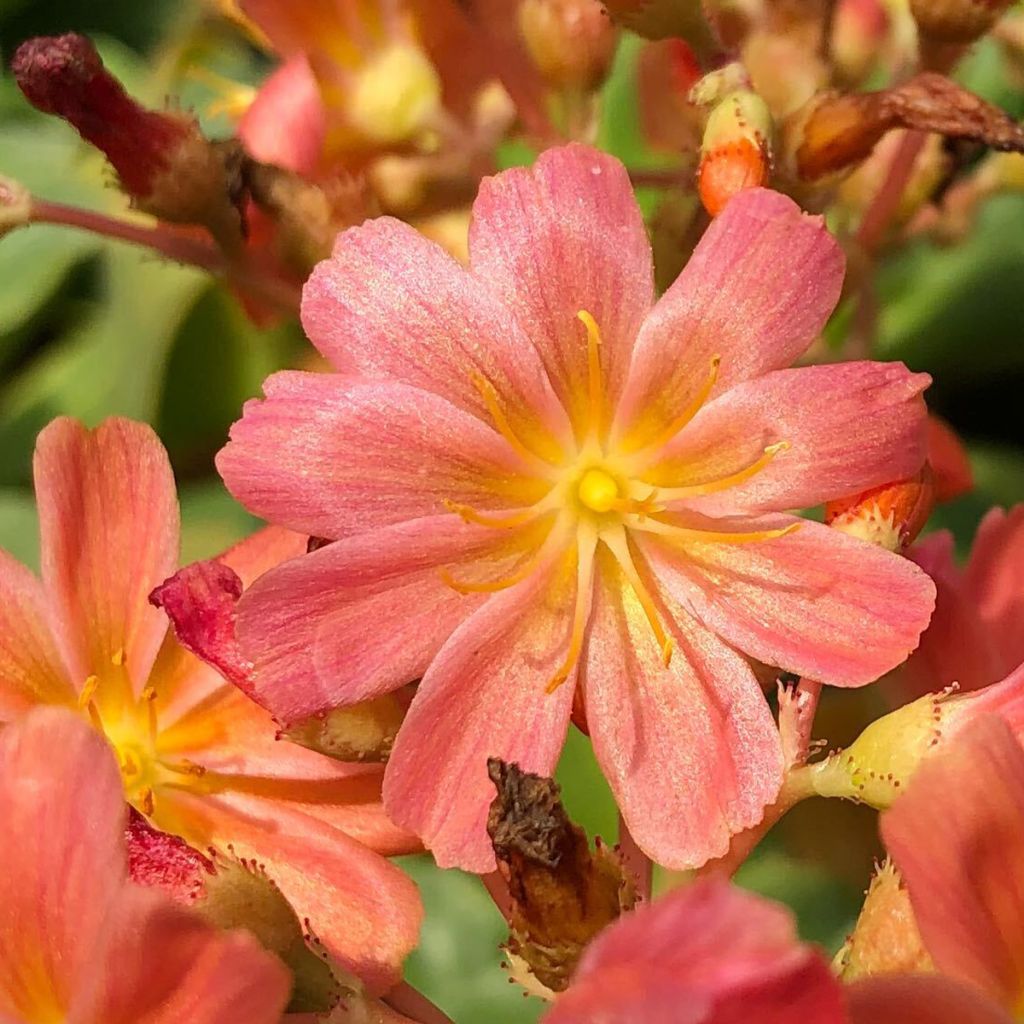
[910,0,1013,46]
[784,72,1024,182]
[602,0,717,55]
[836,860,934,980]
[282,685,415,763]
[487,759,635,995]
[12,33,244,250]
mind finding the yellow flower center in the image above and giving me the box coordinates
[443,309,796,692]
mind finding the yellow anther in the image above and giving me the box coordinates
[78,674,99,709]
[630,518,802,546]
[651,441,791,502]
[577,309,605,439]
[138,788,155,816]
[577,467,619,514]
[120,749,140,779]
[443,498,552,530]
[111,647,126,667]
[470,370,559,472]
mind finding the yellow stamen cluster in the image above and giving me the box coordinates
[441,309,795,693]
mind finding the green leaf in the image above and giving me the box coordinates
[0,486,38,569]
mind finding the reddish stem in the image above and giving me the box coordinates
[382,981,455,1024]
[618,812,653,903]
[30,197,301,313]
[854,130,928,254]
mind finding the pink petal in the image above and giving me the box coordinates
[157,789,423,995]
[34,417,179,700]
[236,514,536,724]
[79,885,290,1024]
[301,218,571,454]
[614,188,845,448]
[218,371,540,540]
[238,54,326,175]
[467,144,654,424]
[847,975,1013,1024]
[899,531,995,698]
[0,708,125,1022]
[582,556,783,869]
[0,549,74,718]
[882,715,1024,1008]
[645,361,930,517]
[547,878,845,1024]
[383,555,578,872]
[154,680,415,855]
[641,515,936,689]
[963,506,1024,681]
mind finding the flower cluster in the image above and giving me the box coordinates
[1,0,1023,1021]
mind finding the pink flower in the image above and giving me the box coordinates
[900,504,1024,698]
[0,416,421,993]
[0,706,290,1024]
[219,143,935,872]
[544,877,845,1024]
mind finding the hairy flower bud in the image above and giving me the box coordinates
[519,0,619,92]
[825,468,935,553]
[836,860,933,980]
[697,89,773,216]
[12,33,244,249]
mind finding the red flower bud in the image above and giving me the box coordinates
[697,90,773,216]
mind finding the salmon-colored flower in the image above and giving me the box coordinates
[219,144,935,872]
[0,706,290,1024]
[901,504,1024,697]
[0,416,421,993]
[544,877,845,1023]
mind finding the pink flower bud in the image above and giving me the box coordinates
[519,0,619,92]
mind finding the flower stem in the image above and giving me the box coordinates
[382,981,455,1024]
[29,197,301,314]
[618,812,653,902]
[854,130,928,254]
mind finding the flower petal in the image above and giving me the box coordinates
[963,505,1024,681]
[301,218,571,456]
[614,188,844,448]
[34,417,179,702]
[157,789,423,995]
[883,715,1024,1008]
[236,514,539,724]
[218,371,540,541]
[468,144,654,424]
[548,878,845,1024]
[0,708,125,1022]
[0,549,74,718]
[644,361,930,517]
[383,553,578,872]
[238,54,326,175]
[79,886,291,1024]
[582,552,783,869]
[847,975,1013,1024]
[641,516,936,688]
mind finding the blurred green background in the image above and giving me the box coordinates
[1,3,1023,1021]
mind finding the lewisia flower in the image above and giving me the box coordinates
[543,877,845,1023]
[900,504,1024,697]
[0,706,290,1024]
[219,143,935,872]
[0,416,421,992]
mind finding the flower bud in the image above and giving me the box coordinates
[282,685,415,763]
[519,0,619,93]
[825,468,935,553]
[831,0,891,84]
[836,860,933,980]
[11,33,244,249]
[697,89,773,216]
[601,0,717,55]
[0,175,31,238]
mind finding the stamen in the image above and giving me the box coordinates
[443,495,557,530]
[602,528,674,668]
[163,759,207,778]
[138,788,155,816]
[78,674,99,709]
[622,354,721,456]
[628,517,802,545]
[546,524,598,694]
[440,546,547,594]
[470,370,560,473]
[141,684,159,745]
[577,310,604,439]
[650,442,790,502]
[111,647,125,667]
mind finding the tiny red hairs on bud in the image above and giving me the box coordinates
[12,33,190,198]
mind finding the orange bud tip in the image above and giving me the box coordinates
[825,470,935,553]
[698,136,771,216]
